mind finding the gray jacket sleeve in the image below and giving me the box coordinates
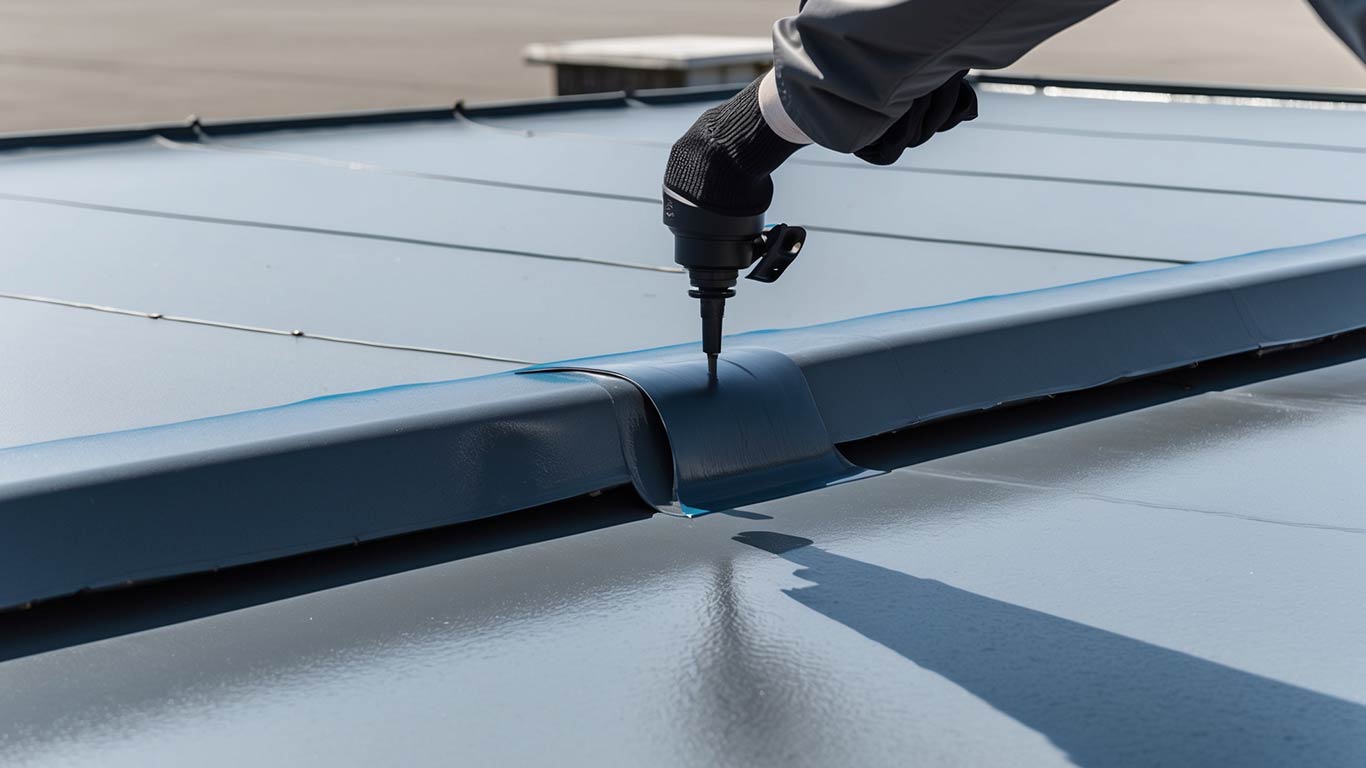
[1309,0,1366,62]
[772,0,1366,153]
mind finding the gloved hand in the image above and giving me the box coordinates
[854,70,978,166]
[663,70,978,215]
[663,76,805,217]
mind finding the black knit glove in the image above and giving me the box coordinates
[663,76,806,217]
[854,71,979,166]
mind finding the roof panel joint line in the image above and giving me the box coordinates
[0,190,682,275]
[799,226,1188,264]
[0,291,534,365]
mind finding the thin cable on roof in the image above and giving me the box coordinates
[0,291,535,364]
[1034,84,1366,112]
[0,191,684,275]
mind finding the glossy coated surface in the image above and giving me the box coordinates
[3,349,1364,767]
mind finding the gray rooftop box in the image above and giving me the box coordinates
[524,35,772,95]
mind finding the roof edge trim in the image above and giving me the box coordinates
[201,105,459,136]
[4,75,1358,153]
[0,121,199,152]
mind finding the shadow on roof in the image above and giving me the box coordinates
[735,531,1366,766]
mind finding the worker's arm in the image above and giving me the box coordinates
[1307,0,1366,62]
[774,0,1366,152]
[771,0,1119,152]
[664,0,1366,216]
[663,0,1105,215]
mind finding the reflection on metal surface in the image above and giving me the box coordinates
[1037,85,1366,112]
[974,82,1039,96]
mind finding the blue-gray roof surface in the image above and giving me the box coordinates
[1,83,1364,766]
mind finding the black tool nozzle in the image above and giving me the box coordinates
[663,189,805,378]
[689,279,734,381]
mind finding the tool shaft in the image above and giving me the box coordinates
[700,295,725,357]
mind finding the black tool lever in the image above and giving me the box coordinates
[746,224,807,284]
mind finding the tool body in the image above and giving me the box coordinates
[662,189,807,378]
